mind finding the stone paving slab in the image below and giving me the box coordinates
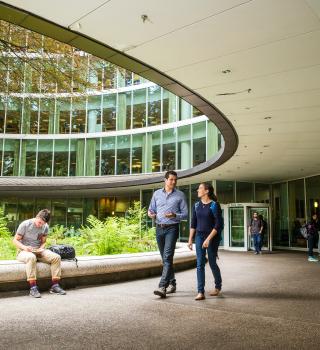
[0,251,319,350]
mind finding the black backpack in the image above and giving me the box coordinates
[48,244,78,266]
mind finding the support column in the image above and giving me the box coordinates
[180,141,191,169]
[48,100,55,134]
[180,99,191,120]
[76,139,85,176]
[142,134,152,173]
[85,139,96,176]
[88,110,98,133]
[117,93,126,130]
[207,122,218,159]
[168,93,177,123]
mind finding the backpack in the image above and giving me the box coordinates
[195,200,224,230]
[300,225,308,239]
[48,244,78,267]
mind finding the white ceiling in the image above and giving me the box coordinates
[3,0,320,183]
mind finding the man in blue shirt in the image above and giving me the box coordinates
[148,170,188,298]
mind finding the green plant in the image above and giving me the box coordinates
[0,208,11,238]
[0,202,157,260]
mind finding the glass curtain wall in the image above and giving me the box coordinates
[0,19,222,179]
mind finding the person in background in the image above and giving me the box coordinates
[306,213,320,262]
[12,209,66,298]
[249,212,263,255]
[148,170,188,298]
[258,214,267,251]
[187,183,223,301]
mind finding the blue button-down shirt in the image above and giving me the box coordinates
[148,188,188,225]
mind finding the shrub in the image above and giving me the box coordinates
[0,201,157,259]
[0,208,11,238]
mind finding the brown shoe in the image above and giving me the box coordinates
[195,293,205,301]
[209,288,221,296]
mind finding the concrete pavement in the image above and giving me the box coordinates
[1,251,319,350]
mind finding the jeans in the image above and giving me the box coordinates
[156,224,179,288]
[252,233,262,253]
[195,233,222,293]
[308,234,317,257]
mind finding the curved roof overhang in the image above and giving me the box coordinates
[0,2,238,193]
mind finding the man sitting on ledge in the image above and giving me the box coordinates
[12,209,66,298]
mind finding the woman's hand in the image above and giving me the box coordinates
[202,238,210,249]
[187,240,193,250]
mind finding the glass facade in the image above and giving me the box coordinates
[0,20,221,178]
[271,175,320,250]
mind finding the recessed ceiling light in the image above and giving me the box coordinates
[221,69,231,74]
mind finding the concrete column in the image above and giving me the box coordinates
[180,141,191,169]
[21,99,31,134]
[88,109,98,133]
[76,139,85,176]
[142,134,152,173]
[180,99,191,120]
[168,93,177,123]
[207,122,218,159]
[85,139,96,176]
[48,100,55,134]
[117,93,126,130]
[19,141,26,176]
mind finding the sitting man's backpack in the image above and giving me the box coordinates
[48,244,78,266]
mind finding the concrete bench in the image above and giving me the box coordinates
[0,244,196,292]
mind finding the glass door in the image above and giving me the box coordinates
[229,207,245,247]
[248,207,269,250]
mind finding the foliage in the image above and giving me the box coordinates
[0,208,11,238]
[0,202,157,260]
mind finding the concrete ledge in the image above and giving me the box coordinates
[0,244,196,292]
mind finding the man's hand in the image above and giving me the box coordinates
[165,212,176,218]
[24,246,34,252]
[202,239,210,249]
[148,210,156,219]
[187,240,193,250]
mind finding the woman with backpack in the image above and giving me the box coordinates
[306,213,320,262]
[187,182,223,300]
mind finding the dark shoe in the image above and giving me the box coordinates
[154,287,166,298]
[195,293,205,301]
[29,286,41,298]
[50,284,66,295]
[166,284,176,294]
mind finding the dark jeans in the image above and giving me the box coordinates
[308,234,317,257]
[195,233,222,293]
[260,234,264,250]
[253,233,262,253]
[156,224,179,288]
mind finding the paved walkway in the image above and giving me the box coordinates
[1,251,320,350]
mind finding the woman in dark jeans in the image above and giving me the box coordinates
[187,182,223,300]
[307,213,320,262]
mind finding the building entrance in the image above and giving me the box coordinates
[221,203,271,251]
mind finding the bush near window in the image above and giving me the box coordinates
[0,202,157,260]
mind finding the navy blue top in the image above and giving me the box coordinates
[191,200,223,237]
